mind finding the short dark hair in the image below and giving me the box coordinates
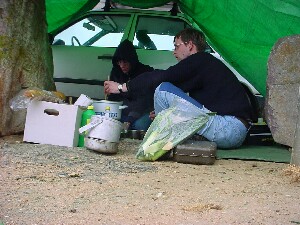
[174,28,206,52]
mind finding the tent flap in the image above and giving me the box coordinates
[46,0,300,96]
[46,0,99,34]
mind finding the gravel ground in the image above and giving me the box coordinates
[0,135,300,225]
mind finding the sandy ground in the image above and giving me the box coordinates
[0,135,300,225]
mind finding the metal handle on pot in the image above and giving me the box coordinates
[79,119,103,135]
[119,105,128,110]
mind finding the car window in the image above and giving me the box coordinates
[133,16,190,51]
[53,15,131,47]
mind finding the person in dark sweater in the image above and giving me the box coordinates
[104,29,254,149]
[107,39,154,130]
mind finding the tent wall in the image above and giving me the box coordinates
[46,0,300,96]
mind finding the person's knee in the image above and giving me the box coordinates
[154,82,173,98]
[156,82,173,92]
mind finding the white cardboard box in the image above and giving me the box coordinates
[23,100,83,147]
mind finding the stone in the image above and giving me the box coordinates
[265,35,300,147]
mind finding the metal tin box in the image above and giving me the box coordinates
[173,140,217,165]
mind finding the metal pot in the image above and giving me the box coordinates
[93,100,127,120]
[120,130,146,140]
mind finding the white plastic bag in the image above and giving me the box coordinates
[9,88,65,111]
[136,99,210,161]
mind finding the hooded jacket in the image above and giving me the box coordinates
[108,40,154,123]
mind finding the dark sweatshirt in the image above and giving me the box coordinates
[108,39,154,122]
[127,52,253,121]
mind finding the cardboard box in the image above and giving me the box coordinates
[23,100,83,147]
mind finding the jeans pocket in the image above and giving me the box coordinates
[202,116,247,149]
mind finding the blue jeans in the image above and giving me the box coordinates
[121,113,152,131]
[131,113,152,130]
[154,82,248,149]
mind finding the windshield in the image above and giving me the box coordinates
[53,15,131,47]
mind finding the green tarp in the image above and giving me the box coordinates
[46,0,300,96]
[46,0,99,34]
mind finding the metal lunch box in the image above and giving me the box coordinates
[173,140,217,165]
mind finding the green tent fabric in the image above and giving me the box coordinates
[46,0,300,96]
[46,0,99,34]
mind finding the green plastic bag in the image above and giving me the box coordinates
[136,105,210,161]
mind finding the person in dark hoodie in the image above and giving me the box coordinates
[107,39,154,130]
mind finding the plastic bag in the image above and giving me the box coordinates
[9,87,66,111]
[136,99,210,161]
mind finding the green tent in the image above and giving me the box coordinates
[46,0,300,96]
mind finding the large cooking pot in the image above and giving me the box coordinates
[93,100,127,120]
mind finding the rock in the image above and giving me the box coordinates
[0,1,55,136]
[265,35,300,147]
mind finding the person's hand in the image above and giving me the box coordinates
[149,111,156,120]
[104,81,119,94]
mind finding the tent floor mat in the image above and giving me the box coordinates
[216,144,291,163]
